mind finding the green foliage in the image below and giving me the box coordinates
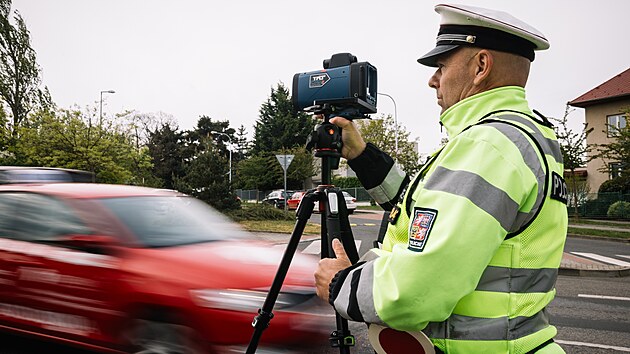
[596,108,630,178]
[226,203,294,222]
[0,0,45,134]
[173,147,240,211]
[599,175,630,194]
[251,83,315,154]
[356,114,422,176]
[607,201,630,219]
[237,147,315,191]
[12,107,151,184]
[146,122,185,189]
[332,176,362,188]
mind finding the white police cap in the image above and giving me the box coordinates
[418,4,550,67]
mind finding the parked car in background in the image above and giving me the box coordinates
[288,190,357,214]
[287,191,306,210]
[0,183,328,353]
[262,189,294,209]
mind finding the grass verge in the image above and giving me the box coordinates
[569,217,630,227]
[239,219,321,235]
[567,227,630,240]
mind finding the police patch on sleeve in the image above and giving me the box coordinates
[408,207,437,252]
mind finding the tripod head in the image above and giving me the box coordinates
[306,113,343,169]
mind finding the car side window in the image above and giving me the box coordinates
[0,193,17,238]
[0,193,90,242]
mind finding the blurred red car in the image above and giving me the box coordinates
[287,191,357,214]
[0,183,329,353]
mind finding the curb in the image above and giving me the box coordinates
[567,233,630,243]
[559,267,630,278]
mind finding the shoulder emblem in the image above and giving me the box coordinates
[408,207,437,252]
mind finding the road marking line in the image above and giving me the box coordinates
[618,255,630,260]
[578,294,630,301]
[555,339,630,352]
[364,223,376,226]
[302,240,362,255]
[571,252,630,267]
[302,240,321,254]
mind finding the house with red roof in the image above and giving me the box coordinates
[568,67,630,193]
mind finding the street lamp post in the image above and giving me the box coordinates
[210,131,232,184]
[99,90,116,124]
[377,92,398,161]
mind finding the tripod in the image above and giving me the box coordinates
[247,123,361,353]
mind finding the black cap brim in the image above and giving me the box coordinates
[417,44,460,67]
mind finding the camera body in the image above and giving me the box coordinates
[292,53,377,119]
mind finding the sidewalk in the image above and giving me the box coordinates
[254,232,630,277]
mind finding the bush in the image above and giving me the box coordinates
[226,203,294,222]
[599,175,630,194]
[332,176,362,188]
[607,201,630,219]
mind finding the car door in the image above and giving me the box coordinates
[8,192,123,346]
[0,193,23,323]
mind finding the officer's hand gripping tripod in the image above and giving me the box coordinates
[246,116,360,354]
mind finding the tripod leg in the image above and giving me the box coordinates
[246,192,317,354]
[325,189,360,263]
[322,188,361,353]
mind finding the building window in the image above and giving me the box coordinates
[609,162,623,179]
[607,113,627,137]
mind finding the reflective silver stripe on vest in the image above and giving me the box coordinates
[476,266,558,293]
[332,261,385,326]
[497,114,564,165]
[485,122,547,232]
[424,166,520,232]
[366,164,406,205]
[423,308,550,340]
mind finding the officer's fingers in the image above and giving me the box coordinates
[329,116,353,129]
[331,238,350,262]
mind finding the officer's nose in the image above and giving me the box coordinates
[428,70,439,89]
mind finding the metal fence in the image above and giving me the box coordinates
[236,188,373,203]
[570,192,630,219]
[237,189,630,219]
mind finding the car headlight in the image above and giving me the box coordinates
[190,288,313,312]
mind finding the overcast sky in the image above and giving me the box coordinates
[12,0,630,154]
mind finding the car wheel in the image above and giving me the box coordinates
[127,318,205,354]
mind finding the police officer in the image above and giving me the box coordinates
[315,4,568,354]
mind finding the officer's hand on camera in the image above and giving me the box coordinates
[315,238,352,301]
[329,116,367,160]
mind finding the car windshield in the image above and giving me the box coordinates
[98,196,249,248]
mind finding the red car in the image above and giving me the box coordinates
[0,183,329,353]
[287,191,357,214]
[287,191,306,210]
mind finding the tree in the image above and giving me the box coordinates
[552,105,594,216]
[234,124,250,161]
[251,83,315,154]
[237,147,315,191]
[357,114,422,175]
[146,122,187,189]
[13,106,153,185]
[174,147,240,211]
[0,0,46,137]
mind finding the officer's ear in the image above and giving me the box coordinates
[472,49,493,86]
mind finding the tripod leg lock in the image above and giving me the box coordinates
[329,330,356,348]
[251,308,274,329]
